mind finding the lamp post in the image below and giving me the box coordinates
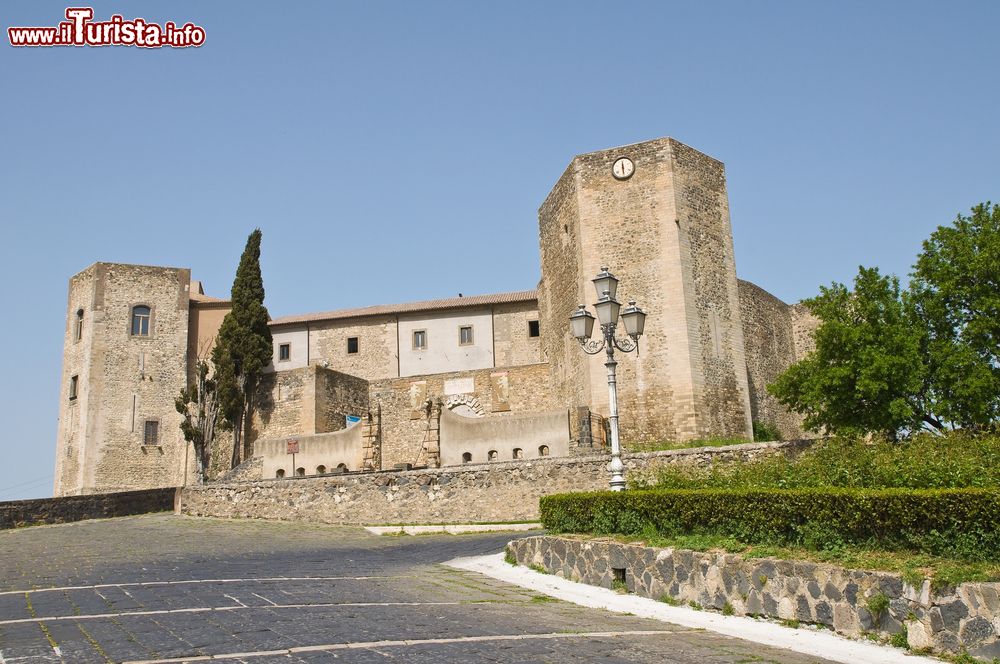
[569,267,647,492]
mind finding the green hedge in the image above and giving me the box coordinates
[539,488,1000,561]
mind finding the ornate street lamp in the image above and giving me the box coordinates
[570,267,647,491]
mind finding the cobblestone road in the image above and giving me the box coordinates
[0,515,834,663]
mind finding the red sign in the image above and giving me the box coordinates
[286,440,299,454]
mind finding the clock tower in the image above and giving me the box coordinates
[536,137,754,443]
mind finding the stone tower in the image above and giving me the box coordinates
[536,137,754,442]
[54,263,193,495]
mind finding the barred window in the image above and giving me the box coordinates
[143,420,159,445]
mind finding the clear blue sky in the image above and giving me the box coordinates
[1,1,997,500]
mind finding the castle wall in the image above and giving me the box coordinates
[307,315,399,379]
[537,163,591,419]
[370,362,554,468]
[738,279,808,439]
[54,266,97,496]
[56,263,193,495]
[491,301,542,367]
[254,365,369,441]
[438,407,570,466]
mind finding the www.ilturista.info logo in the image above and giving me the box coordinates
[8,7,205,48]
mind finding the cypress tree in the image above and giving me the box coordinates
[213,229,272,468]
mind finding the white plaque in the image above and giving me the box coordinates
[444,377,475,395]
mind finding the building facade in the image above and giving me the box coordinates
[54,137,817,496]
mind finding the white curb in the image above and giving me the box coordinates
[444,552,939,664]
[365,523,542,536]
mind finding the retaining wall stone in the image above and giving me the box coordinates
[0,488,177,529]
[181,441,807,525]
[508,535,1000,659]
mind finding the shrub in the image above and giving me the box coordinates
[752,421,783,442]
[654,433,1000,491]
[539,487,1000,561]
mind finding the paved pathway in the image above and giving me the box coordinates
[0,515,833,663]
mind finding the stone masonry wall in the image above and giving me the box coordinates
[491,301,543,368]
[181,441,802,524]
[369,362,555,468]
[670,141,753,439]
[738,280,808,439]
[308,315,399,380]
[0,488,176,529]
[254,365,370,441]
[509,536,1000,658]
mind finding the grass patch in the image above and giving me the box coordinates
[528,563,549,575]
[627,437,753,453]
[504,549,518,566]
[653,432,1000,490]
[658,593,682,606]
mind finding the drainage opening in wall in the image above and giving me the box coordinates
[612,567,627,592]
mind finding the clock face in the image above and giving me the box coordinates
[612,157,634,180]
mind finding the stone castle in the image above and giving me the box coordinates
[55,137,818,496]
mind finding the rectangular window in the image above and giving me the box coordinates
[347,337,359,354]
[131,306,151,336]
[69,375,79,400]
[412,330,427,350]
[143,420,159,446]
[459,325,474,346]
[278,343,290,361]
[528,320,540,337]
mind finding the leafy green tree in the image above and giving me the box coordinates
[910,202,1000,430]
[769,267,937,439]
[175,360,222,483]
[213,229,272,468]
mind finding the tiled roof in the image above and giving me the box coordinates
[270,290,538,326]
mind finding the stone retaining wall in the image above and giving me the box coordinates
[0,488,177,530]
[508,535,1000,659]
[180,441,806,525]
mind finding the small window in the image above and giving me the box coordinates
[528,320,540,338]
[488,450,498,461]
[462,452,472,463]
[296,467,305,477]
[347,337,359,354]
[513,448,523,459]
[336,463,348,472]
[69,375,79,401]
[74,309,84,342]
[278,343,291,361]
[143,420,159,446]
[459,325,474,346]
[413,330,427,350]
[275,469,285,478]
[316,465,326,475]
[131,305,151,336]
[538,445,550,457]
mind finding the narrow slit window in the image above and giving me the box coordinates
[131,305,151,336]
[143,420,159,445]
[347,337,359,354]
[278,343,291,361]
[459,325,474,346]
[74,309,84,341]
[69,375,79,401]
